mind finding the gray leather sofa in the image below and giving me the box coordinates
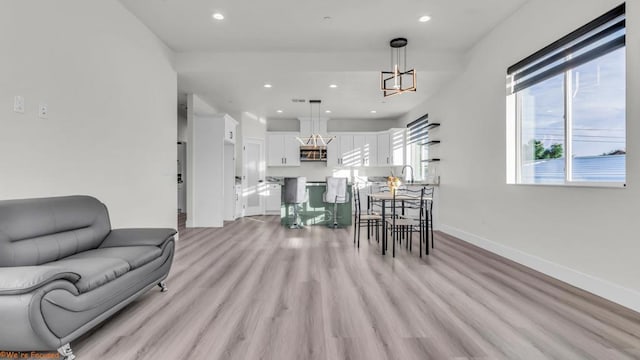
[0,196,176,359]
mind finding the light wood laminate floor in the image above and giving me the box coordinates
[73,215,640,359]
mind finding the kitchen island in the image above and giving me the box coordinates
[281,181,353,226]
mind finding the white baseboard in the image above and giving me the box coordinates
[440,224,640,314]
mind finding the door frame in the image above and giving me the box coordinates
[242,137,266,216]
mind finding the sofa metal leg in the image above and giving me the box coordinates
[58,343,76,360]
[158,281,168,292]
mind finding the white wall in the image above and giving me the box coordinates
[400,0,640,311]
[0,0,177,229]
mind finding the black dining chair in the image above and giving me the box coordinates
[353,186,382,248]
[395,187,434,255]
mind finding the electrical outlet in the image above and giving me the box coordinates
[39,104,48,119]
[13,96,24,113]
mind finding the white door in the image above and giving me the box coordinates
[243,138,266,216]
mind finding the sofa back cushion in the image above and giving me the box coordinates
[0,196,111,267]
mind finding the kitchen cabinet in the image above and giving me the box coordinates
[267,133,300,167]
[265,183,282,215]
[339,135,354,166]
[353,135,378,167]
[319,130,406,168]
[377,133,391,166]
[389,128,406,166]
[327,134,354,167]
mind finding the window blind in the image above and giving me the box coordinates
[407,113,429,145]
[507,3,625,94]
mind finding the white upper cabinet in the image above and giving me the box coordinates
[352,135,377,167]
[327,134,355,167]
[377,133,391,166]
[283,134,301,166]
[339,135,355,167]
[327,136,340,167]
[267,133,300,167]
[364,135,378,166]
[389,128,406,166]
[268,129,405,168]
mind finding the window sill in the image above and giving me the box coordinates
[509,181,626,189]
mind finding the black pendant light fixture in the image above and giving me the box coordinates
[380,37,417,97]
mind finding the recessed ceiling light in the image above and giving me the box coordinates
[370,110,377,114]
[264,84,272,88]
[276,110,283,113]
[325,110,332,114]
[329,84,338,88]
[419,15,431,23]
[212,13,225,20]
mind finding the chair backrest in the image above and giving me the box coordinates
[423,187,435,212]
[283,177,307,204]
[0,195,111,267]
[353,185,361,216]
[324,177,349,203]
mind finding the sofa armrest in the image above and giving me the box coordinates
[100,228,177,248]
[0,266,81,295]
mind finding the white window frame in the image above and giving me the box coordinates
[507,4,626,188]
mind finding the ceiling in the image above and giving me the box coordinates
[120,0,528,120]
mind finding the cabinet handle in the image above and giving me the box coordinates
[387,157,390,164]
[285,158,287,164]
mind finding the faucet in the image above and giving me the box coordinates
[401,165,414,184]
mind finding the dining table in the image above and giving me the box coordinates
[368,191,432,257]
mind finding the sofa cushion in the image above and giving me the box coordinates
[64,246,162,270]
[0,196,111,267]
[47,258,130,293]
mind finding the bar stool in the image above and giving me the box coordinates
[284,177,307,228]
[323,176,349,228]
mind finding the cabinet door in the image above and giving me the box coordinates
[339,135,355,167]
[352,135,365,167]
[364,135,378,167]
[265,184,282,214]
[327,135,340,167]
[283,134,301,166]
[389,129,405,165]
[267,134,285,166]
[377,133,391,166]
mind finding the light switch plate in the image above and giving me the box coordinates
[13,96,24,113]
[39,104,48,119]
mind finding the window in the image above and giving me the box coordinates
[507,4,626,186]
[406,114,429,181]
